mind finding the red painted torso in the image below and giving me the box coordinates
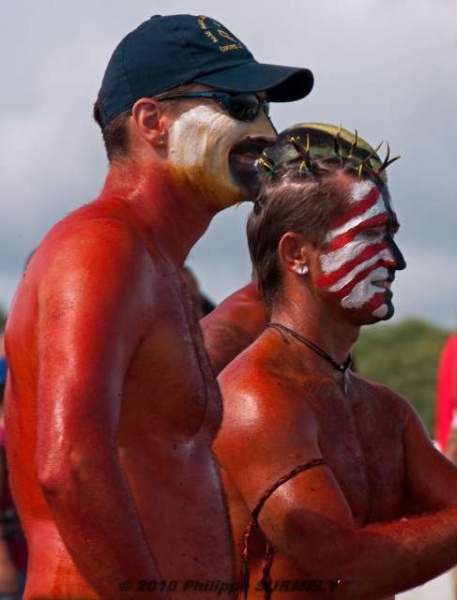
[217,333,409,600]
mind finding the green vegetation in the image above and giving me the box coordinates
[0,305,6,331]
[355,318,451,436]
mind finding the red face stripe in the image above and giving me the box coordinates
[361,292,388,314]
[324,213,389,251]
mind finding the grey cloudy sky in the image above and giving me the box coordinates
[1,0,456,327]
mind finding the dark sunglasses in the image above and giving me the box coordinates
[157,91,270,122]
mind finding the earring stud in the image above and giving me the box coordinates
[295,264,308,275]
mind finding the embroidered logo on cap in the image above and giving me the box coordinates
[197,16,245,53]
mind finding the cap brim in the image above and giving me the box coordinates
[195,61,314,102]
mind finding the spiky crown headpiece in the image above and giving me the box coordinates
[256,122,400,186]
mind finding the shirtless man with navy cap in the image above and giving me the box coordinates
[4,14,313,599]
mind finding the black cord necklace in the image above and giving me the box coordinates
[267,322,352,394]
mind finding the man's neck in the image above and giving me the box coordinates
[270,298,361,368]
[98,159,216,266]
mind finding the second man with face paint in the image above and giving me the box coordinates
[214,123,457,600]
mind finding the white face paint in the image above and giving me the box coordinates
[316,179,404,320]
[167,104,275,210]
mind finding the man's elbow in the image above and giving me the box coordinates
[35,446,100,500]
[283,520,357,579]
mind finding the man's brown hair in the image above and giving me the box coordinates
[93,102,131,162]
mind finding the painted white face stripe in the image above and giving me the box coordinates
[372,304,389,318]
[340,266,390,308]
[167,104,275,208]
[347,180,377,204]
[327,252,392,293]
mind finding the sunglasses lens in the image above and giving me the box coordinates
[226,94,269,122]
[159,92,270,122]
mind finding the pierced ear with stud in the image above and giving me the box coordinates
[278,232,310,278]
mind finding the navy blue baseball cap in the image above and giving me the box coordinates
[96,14,314,127]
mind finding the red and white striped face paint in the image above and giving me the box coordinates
[316,178,406,320]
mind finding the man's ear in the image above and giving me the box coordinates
[278,232,309,276]
[130,98,167,148]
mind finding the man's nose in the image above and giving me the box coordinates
[258,109,278,137]
[388,238,407,271]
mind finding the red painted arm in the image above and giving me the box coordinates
[34,220,167,599]
[216,366,457,599]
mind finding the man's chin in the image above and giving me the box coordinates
[380,303,395,321]
[347,299,395,326]
[231,169,261,202]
